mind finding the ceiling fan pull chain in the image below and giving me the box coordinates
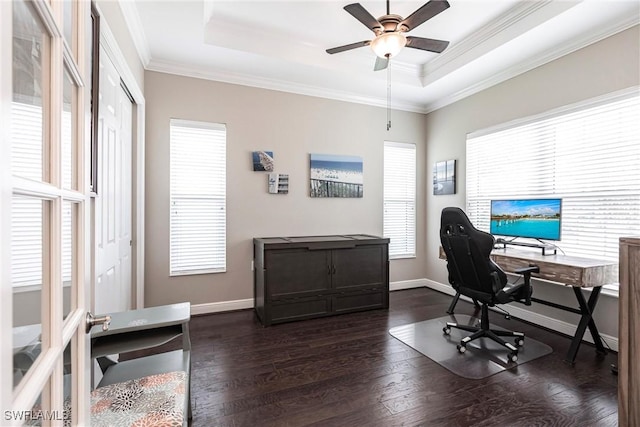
[387,57,392,131]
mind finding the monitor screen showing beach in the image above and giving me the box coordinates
[490,199,562,240]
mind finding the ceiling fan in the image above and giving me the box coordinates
[326,0,451,71]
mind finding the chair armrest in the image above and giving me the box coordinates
[512,265,538,306]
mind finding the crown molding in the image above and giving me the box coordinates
[118,0,151,67]
[203,13,421,84]
[419,0,568,83]
[123,0,637,117]
[422,15,640,114]
[146,59,428,113]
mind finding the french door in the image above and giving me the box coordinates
[1,0,92,425]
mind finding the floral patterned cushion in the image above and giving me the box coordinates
[91,371,186,427]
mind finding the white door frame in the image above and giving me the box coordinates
[1,1,146,423]
[2,0,95,423]
[0,0,13,414]
[94,4,145,311]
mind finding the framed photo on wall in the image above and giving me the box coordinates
[309,153,363,198]
[252,151,274,171]
[433,159,456,195]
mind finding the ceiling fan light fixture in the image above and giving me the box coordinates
[370,32,406,58]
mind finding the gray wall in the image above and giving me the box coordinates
[425,25,640,341]
[142,24,638,343]
[144,72,428,307]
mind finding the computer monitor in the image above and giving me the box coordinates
[490,198,562,241]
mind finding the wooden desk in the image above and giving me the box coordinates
[489,248,618,288]
[439,246,618,364]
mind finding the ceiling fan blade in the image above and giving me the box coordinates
[326,40,371,54]
[405,36,450,53]
[399,0,450,32]
[374,56,389,71]
[344,3,383,33]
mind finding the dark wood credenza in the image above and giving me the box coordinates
[253,234,390,326]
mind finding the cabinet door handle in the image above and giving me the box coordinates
[327,265,331,275]
[332,265,336,274]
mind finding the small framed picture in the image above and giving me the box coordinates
[252,151,274,171]
[268,173,289,194]
[433,159,456,195]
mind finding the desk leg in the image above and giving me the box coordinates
[565,286,606,364]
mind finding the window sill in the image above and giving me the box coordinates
[389,255,416,260]
[13,282,72,293]
[170,268,226,277]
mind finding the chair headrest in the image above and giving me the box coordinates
[440,207,494,245]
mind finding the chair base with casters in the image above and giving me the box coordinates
[443,304,524,362]
[443,265,539,363]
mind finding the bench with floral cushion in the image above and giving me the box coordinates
[91,303,192,427]
[91,371,186,427]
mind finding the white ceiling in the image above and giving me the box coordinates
[120,0,639,113]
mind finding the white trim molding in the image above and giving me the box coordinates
[146,58,426,114]
[117,0,151,67]
[95,3,147,310]
[422,11,640,113]
[191,298,254,316]
[188,278,619,352]
[191,279,429,315]
[390,279,428,291]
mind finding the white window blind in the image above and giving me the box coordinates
[170,119,226,275]
[384,141,416,258]
[466,91,640,267]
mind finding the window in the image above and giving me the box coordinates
[170,119,226,275]
[384,141,416,258]
[466,91,640,271]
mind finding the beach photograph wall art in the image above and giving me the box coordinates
[252,151,274,171]
[433,159,456,195]
[309,153,363,198]
[268,173,289,194]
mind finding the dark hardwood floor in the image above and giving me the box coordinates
[134,288,619,426]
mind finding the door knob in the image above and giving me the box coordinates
[86,312,111,333]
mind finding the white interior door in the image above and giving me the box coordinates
[1,0,93,424]
[94,45,132,316]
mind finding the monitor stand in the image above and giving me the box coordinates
[495,238,557,256]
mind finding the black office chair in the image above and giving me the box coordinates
[440,207,539,362]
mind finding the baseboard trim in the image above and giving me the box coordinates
[191,298,254,315]
[190,280,618,351]
[191,280,427,314]
[423,279,619,352]
[390,278,429,291]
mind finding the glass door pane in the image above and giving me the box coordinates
[62,0,74,54]
[62,201,74,320]
[12,0,50,183]
[61,68,76,190]
[11,196,48,389]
